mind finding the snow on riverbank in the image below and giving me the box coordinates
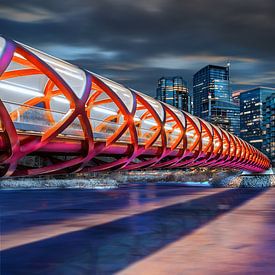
[0,169,234,189]
[0,169,273,189]
[228,175,275,188]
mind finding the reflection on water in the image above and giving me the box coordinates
[1,183,274,274]
[176,181,210,187]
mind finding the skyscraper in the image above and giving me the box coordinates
[232,90,245,105]
[240,87,275,151]
[193,64,239,135]
[262,93,275,164]
[156,76,189,111]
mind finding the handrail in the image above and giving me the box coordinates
[0,100,180,146]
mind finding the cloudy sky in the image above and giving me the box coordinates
[0,0,274,97]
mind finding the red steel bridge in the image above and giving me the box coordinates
[0,36,270,177]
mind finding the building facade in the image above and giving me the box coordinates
[232,90,245,106]
[156,76,189,111]
[240,87,275,152]
[193,65,239,135]
[263,93,275,165]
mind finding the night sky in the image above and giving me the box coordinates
[0,0,274,97]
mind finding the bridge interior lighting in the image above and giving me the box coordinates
[55,68,84,80]
[202,137,210,142]
[174,128,182,134]
[144,120,158,127]
[13,52,25,59]
[151,103,160,108]
[186,131,194,137]
[45,59,80,74]
[0,81,43,97]
[52,96,70,104]
[133,117,141,122]
[0,82,70,105]
[147,98,159,106]
[164,125,173,130]
[92,106,117,116]
[98,77,131,96]
[121,92,131,98]
[18,43,82,75]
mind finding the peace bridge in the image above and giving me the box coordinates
[0,36,270,177]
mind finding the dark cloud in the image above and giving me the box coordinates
[0,0,274,96]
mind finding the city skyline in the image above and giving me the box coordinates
[0,0,274,97]
[1,2,275,275]
[156,76,189,111]
[192,64,240,136]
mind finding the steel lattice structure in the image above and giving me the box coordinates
[0,37,270,177]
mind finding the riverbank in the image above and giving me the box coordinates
[0,168,238,189]
[227,174,275,187]
[0,168,274,189]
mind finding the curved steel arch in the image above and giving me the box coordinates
[0,37,270,177]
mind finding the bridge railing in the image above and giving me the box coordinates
[0,100,184,147]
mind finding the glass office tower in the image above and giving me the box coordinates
[156,76,189,111]
[232,90,245,105]
[240,87,275,151]
[262,93,275,164]
[193,65,239,135]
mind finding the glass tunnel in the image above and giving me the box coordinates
[0,36,270,177]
